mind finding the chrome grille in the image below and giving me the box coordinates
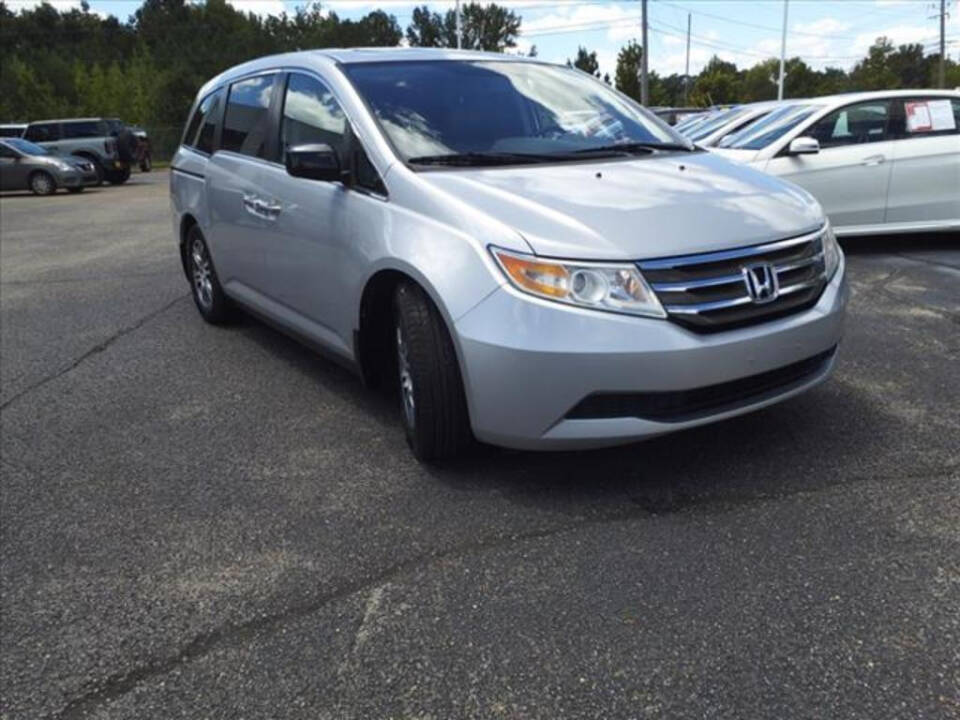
[639,227,828,332]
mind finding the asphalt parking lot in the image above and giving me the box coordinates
[1,171,958,719]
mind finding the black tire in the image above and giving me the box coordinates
[28,171,56,196]
[185,226,233,324]
[107,167,131,185]
[67,187,85,194]
[140,154,152,172]
[393,282,473,461]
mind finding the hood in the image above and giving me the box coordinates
[708,147,762,164]
[417,151,819,259]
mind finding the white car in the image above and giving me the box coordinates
[712,90,960,236]
[681,101,783,148]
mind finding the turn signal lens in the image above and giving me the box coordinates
[822,223,841,280]
[490,247,666,319]
[496,252,570,298]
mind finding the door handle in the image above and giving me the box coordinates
[861,154,885,166]
[242,194,282,219]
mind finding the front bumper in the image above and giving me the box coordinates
[454,255,848,450]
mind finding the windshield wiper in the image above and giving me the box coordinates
[573,141,695,155]
[408,152,561,167]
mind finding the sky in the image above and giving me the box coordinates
[10,0,959,79]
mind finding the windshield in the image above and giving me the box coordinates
[5,138,49,155]
[725,103,820,150]
[343,60,692,164]
[683,106,748,142]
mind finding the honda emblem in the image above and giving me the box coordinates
[742,262,779,304]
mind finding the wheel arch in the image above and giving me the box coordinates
[356,265,462,391]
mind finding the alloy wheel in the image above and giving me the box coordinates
[31,173,54,195]
[396,325,416,429]
[191,237,214,311]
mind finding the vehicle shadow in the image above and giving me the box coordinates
[839,231,960,256]
[0,189,106,198]
[230,310,912,518]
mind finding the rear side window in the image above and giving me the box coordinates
[62,121,105,139]
[221,74,278,159]
[24,123,60,142]
[183,89,223,154]
[892,97,959,138]
[808,101,891,149]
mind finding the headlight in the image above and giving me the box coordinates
[822,223,841,281]
[490,247,666,318]
[55,160,74,171]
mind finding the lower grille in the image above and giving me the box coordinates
[640,228,829,332]
[566,347,836,422]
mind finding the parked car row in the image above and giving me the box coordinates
[672,91,960,237]
[0,116,153,193]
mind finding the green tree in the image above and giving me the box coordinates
[615,40,643,101]
[690,56,741,105]
[405,3,521,52]
[568,46,599,77]
[849,37,900,90]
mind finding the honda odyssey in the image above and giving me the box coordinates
[170,49,847,460]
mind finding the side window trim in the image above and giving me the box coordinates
[279,68,389,199]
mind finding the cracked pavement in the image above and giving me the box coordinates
[1,173,958,719]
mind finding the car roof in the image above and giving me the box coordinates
[789,89,959,108]
[27,117,108,125]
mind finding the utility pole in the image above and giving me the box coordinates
[940,0,946,88]
[778,0,788,100]
[456,0,462,50]
[683,12,691,105]
[641,0,649,106]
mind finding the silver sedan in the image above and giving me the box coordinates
[0,138,98,195]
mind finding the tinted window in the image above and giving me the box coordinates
[0,127,25,138]
[221,74,277,158]
[281,73,347,157]
[344,61,686,162]
[183,90,221,152]
[808,101,890,149]
[62,120,105,139]
[5,138,49,155]
[24,123,60,142]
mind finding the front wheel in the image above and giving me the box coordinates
[140,154,152,172]
[67,186,85,194]
[393,282,473,461]
[185,226,233,324]
[29,171,56,196]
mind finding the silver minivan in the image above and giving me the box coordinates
[170,48,847,460]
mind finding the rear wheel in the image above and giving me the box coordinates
[29,171,56,196]
[107,167,131,185]
[140,154,152,172]
[393,282,473,461]
[67,187,84,194]
[185,226,233,324]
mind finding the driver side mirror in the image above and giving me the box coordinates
[285,143,342,182]
[787,136,820,155]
